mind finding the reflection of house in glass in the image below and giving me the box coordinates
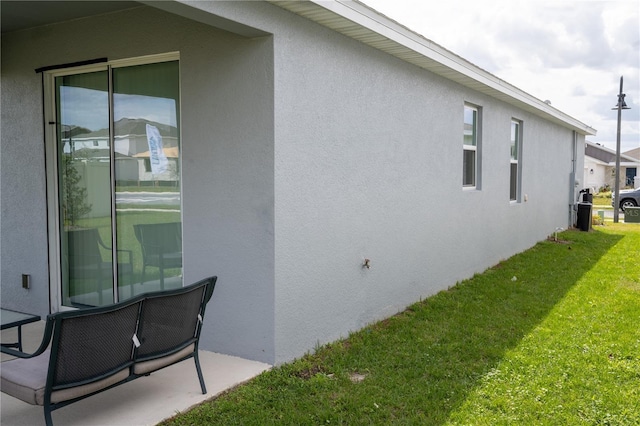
[63,118,179,187]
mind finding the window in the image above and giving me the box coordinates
[45,54,182,309]
[510,120,522,201]
[463,104,480,188]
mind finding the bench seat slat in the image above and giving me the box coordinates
[133,343,195,375]
[1,350,130,405]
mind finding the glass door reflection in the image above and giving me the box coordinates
[113,61,182,299]
[54,60,181,308]
[56,71,115,307]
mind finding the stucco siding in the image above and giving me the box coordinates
[1,0,587,366]
[1,38,50,316]
[269,6,579,363]
[0,5,276,363]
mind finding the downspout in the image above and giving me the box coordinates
[569,131,578,227]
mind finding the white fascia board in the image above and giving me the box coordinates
[585,157,610,166]
[613,160,640,166]
[272,0,596,136]
[318,0,498,82]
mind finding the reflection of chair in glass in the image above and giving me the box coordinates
[133,222,182,290]
[67,228,133,305]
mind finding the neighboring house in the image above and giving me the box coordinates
[584,141,640,192]
[626,147,640,161]
[65,118,180,187]
[1,0,596,365]
[625,147,640,188]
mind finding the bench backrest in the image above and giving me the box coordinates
[46,277,216,392]
[133,222,182,258]
[136,282,207,360]
[49,300,141,390]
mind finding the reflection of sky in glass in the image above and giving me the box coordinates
[511,122,519,160]
[114,94,177,127]
[60,87,177,130]
[60,86,108,131]
[463,106,476,146]
[463,106,476,126]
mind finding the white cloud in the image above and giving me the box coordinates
[362,0,640,152]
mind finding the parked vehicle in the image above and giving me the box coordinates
[612,187,640,211]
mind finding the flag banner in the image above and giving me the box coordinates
[146,124,168,174]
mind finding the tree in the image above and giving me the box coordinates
[61,154,92,227]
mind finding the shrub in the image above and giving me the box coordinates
[592,213,604,226]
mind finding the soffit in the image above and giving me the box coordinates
[1,1,268,38]
[269,0,597,136]
[1,1,140,33]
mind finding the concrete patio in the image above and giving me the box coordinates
[1,320,271,426]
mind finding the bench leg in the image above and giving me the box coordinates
[44,405,53,426]
[194,352,207,394]
[17,325,23,352]
[159,266,165,291]
[141,265,147,285]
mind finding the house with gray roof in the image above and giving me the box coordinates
[584,141,640,192]
[1,0,595,365]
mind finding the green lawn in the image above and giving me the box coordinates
[593,191,612,207]
[73,210,181,286]
[163,223,640,425]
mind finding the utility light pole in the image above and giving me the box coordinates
[612,76,630,223]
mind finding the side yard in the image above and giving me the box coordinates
[164,223,640,425]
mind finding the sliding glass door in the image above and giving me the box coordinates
[52,57,182,308]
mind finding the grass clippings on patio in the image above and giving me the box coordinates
[163,224,640,425]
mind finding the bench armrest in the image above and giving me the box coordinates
[1,316,55,359]
[116,248,133,265]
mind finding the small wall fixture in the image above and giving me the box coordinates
[590,169,594,174]
[22,274,30,289]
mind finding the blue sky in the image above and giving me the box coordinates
[363,0,640,153]
[60,86,177,132]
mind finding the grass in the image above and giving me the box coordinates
[73,210,181,286]
[593,191,612,207]
[162,224,640,425]
[117,185,180,193]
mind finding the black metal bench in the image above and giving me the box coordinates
[1,276,217,426]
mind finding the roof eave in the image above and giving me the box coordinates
[269,0,596,136]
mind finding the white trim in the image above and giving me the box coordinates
[47,63,108,78]
[510,119,523,202]
[46,53,180,78]
[269,0,596,136]
[110,51,179,68]
[44,72,62,313]
[463,104,480,189]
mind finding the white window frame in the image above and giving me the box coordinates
[463,104,481,189]
[510,119,523,202]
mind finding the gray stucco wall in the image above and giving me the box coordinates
[181,1,585,364]
[268,7,581,363]
[2,1,586,365]
[1,5,275,363]
[1,35,50,317]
